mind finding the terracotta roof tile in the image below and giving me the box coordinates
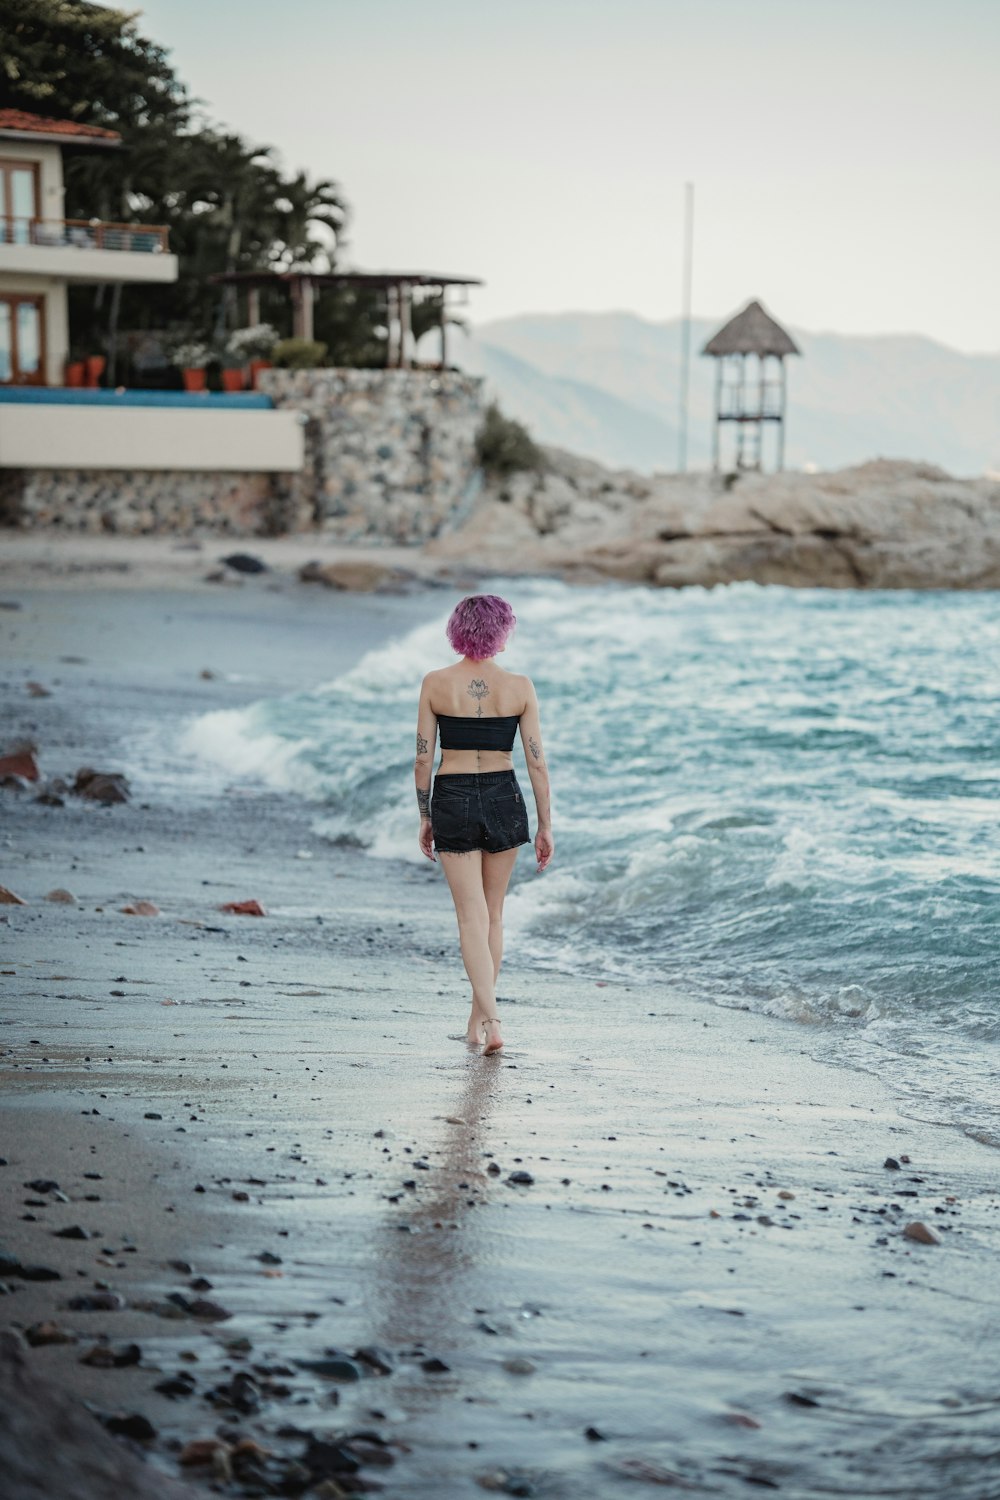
[0,109,121,143]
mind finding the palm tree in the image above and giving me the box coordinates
[268,170,347,272]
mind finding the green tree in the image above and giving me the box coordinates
[1,0,379,369]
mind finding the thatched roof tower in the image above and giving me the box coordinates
[701,300,800,471]
[702,299,800,358]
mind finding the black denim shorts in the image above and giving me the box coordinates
[431,770,531,855]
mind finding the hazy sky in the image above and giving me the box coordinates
[130,0,999,351]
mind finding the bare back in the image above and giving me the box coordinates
[426,660,530,774]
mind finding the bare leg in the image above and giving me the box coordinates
[482,846,519,983]
[439,851,501,1047]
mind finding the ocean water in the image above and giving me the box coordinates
[179,579,1000,1143]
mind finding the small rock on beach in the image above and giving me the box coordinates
[903,1221,941,1245]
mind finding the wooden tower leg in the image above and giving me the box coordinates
[712,360,722,471]
[398,281,412,370]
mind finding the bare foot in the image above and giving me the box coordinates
[481,1017,504,1056]
[465,1009,483,1046]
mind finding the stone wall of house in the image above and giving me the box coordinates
[261,368,485,542]
[0,369,485,540]
[0,469,283,535]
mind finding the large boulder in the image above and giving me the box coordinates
[0,1331,197,1499]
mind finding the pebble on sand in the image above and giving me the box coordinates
[74,768,130,804]
[45,888,77,904]
[25,1321,77,1347]
[903,1221,941,1245]
[301,1356,366,1382]
[119,900,159,916]
[221,553,268,574]
[0,746,40,781]
[101,1412,156,1442]
[80,1343,142,1368]
[0,885,27,906]
[180,1437,231,1466]
[220,899,267,917]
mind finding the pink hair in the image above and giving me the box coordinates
[446,594,516,660]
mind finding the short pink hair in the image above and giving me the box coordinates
[446,594,516,660]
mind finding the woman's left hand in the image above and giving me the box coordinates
[419,817,436,862]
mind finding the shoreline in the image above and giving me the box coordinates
[3,574,1000,1498]
[0,530,475,593]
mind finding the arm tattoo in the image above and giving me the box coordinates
[528,734,540,761]
[467,678,489,718]
[417,786,430,818]
[416,731,428,755]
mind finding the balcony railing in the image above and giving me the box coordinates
[0,217,169,253]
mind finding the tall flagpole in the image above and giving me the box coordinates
[677,180,694,472]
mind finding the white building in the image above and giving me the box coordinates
[0,108,178,386]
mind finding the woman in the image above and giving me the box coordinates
[415,594,554,1055]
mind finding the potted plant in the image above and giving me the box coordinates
[227,324,278,388]
[219,348,245,393]
[85,353,106,388]
[65,348,87,387]
[172,339,212,392]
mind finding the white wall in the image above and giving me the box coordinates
[0,404,304,472]
[0,271,68,386]
[0,243,179,284]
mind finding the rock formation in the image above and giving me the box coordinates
[428,450,1000,589]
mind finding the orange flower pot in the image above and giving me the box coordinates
[182,368,207,392]
[85,355,106,388]
[249,358,272,389]
[221,368,245,392]
[65,361,85,387]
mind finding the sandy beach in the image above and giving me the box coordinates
[3,552,1000,1500]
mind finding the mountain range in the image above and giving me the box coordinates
[441,312,1000,477]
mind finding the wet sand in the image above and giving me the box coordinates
[2,567,1000,1499]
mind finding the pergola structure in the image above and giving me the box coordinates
[210,269,482,368]
[701,299,800,472]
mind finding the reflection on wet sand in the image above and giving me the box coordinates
[369,1054,505,1373]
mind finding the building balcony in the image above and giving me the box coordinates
[0,216,178,284]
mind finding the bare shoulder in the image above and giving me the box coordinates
[420,667,448,688]
[509,671,537,710]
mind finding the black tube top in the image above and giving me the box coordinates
[438,714,520,752]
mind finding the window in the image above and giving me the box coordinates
[0,295,45,384]
[0,159,41,245]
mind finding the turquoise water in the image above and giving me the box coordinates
[181,580,1000,1142]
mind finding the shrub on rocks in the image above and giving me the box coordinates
[475,402,545,479]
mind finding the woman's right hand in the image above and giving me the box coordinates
[534,828,554,872]
[419,817,436,862]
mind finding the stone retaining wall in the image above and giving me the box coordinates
[261,368,484,542]
[0,469,282,535]
[0,369,485,540]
